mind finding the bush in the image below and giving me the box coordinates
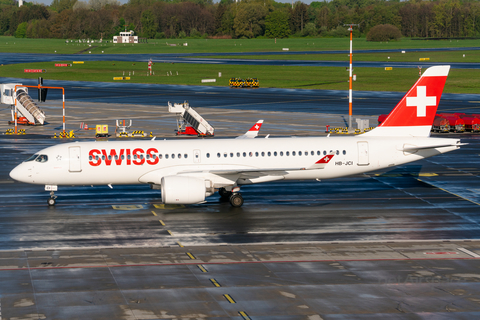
[155,32,165,39]
[302,23,317,37]
[367,24,401,42]
[178,30,186,38]
[322,26,349,38]
[189,28,201,38]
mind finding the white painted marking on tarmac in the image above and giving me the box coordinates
[458,247,480,258]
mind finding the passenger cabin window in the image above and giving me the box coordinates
[206,153,210,158]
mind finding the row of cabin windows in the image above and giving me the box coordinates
[208,150,346,158]
[89,153,189,161]
[88,150,347,161]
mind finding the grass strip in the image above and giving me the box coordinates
[1,61,479,94]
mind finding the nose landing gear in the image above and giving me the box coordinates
[48,191,57,206]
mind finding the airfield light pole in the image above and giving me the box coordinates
[14,84,66,135]
[344,23,359,132]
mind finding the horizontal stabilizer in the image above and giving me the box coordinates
[402,142,466,152]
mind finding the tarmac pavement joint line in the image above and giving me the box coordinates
[1,239,480,253]
[457,247,480,258]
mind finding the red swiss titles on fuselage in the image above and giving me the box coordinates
[88,148,159,166]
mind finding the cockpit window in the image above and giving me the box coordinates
[25,154,39,162]
[35,155,48,163]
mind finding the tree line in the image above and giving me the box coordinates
[1,0,479,40]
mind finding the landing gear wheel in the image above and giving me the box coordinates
[48,190,57,206]
[219,188,232,202]
[229,193,244,207]
[47,197,56,206]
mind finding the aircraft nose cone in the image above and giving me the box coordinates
[9,165,27,183]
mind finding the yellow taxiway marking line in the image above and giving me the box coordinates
[223,294,236,304]
[167,230,173,235]
[177,242,184,248]
[151,211,157,216]
[186,252,196,260]
[111,204,144,210]
[153,204,185,209]
[210,278,221,287]
[197,265,208,273]
[238,311,251,320]
[159,220,165,226]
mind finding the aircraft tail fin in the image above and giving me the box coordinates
[364,65,450,137]
[236,120,264,139]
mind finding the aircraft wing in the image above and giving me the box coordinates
[236,120,264,139]
[185,152,335,176]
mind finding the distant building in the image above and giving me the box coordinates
[18,0,23,7]
[113,31,138,44]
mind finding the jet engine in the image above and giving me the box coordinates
[161,176,213,204]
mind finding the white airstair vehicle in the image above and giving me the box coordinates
[168,101,214,136]
[1,83,46,125]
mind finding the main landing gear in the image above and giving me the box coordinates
[219,187,244,207]
[48,191,57,206]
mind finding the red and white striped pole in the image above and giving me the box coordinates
[348,25,353,131]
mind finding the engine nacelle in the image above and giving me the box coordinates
[161,176,209,204]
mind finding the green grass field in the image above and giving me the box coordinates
[1,36,479,54]
[1,36,479,93]
[2,60,479,94]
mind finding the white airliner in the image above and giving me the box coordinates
[10,66,462,207]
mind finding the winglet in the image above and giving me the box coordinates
[236,120,264,139]
[307,151,335,170]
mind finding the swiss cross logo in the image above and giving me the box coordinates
[254,125,260,130]
[406,86,436,117]
[316,155,333,164]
